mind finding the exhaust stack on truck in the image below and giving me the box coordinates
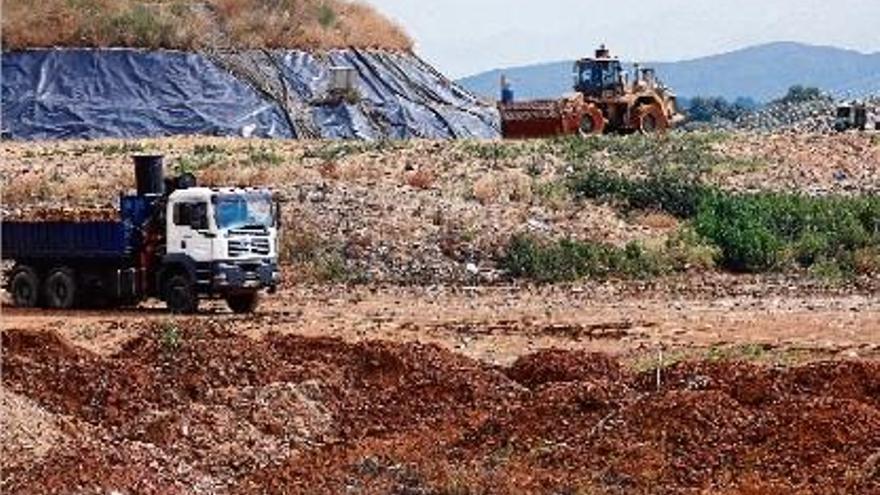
[2,156,280,314]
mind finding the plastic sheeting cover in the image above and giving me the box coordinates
[1,48,500,140]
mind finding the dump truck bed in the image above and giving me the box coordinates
[2,221,135,261]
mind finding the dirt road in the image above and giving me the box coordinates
[4,284,878,364]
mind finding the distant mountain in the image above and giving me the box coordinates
[458,42,880,103]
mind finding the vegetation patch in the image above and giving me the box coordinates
[570,166,713,218]
[550,132,726,170]
[174,144,230,174]
[246,145,284,166]
[501,235,674,283]
[695,192,880,273]
[562,166,880,276]
[3,0,412,51]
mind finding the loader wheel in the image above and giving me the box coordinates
[10,266,40,308]
[164,274,199,314]
[226,291,260,314]
[632,104,669,134]
[44,267,77,310]
[578,106,606,136]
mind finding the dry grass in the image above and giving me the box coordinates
[2,0,412,51]
[471,170,533,205]
[405,168,436,190]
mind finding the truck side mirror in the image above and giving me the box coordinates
[274,201,282,228]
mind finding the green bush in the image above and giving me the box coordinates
[568,165,880,274]
[694,192,880,273]
[247,145,284,166]
[501,235,670,282]
[569,166,715,218]
[664,227,719,271]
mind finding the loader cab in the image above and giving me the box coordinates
[574,46,623,96]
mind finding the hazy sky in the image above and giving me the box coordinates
[365,0,880,78]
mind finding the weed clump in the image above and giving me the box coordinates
[501,235,671,283]
[570,166,714,218]
[160,322,182,354]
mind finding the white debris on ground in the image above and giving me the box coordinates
[0,388,71,470]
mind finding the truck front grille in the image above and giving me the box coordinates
[228,238,271,257]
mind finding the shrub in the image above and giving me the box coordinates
[808,259,846,282]
[247,145,284,166]
[569,166,880,274]
[501,234,671,282]
[664,227,718,271]
[160,322,182,353]
[406,168,436,190]
[317,4,337,28]
[685,96,754,123]
[472,171,533,204]
[569,166,715,218]
[777,85,825,104]
[694,193,880,273]
[853,247,880,275]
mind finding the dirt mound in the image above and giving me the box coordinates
[4,328,880,494]
[506,349,622,389]
[633,359,880,408]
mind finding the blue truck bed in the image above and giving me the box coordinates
[2,196,159,263]
[2,221,135,261]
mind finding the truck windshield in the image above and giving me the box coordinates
[214,192,274,230]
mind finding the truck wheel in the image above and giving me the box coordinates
[226,292,260,314]
[44,267,77,310]
[10,266,40,308]
[164,274,198,314]
[632,104,669,134]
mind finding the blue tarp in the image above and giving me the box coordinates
[1,48,499,140]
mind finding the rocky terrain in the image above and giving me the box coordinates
[3,132,879,285]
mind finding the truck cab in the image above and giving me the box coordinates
[161,187,280,313]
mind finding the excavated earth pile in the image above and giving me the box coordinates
[3,324,879,494]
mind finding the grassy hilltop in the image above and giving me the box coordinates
[2,0,412,51]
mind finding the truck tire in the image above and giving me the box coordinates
[164,274,199,314]
[10,266,40,308]
[226,292,260,314]
[44,267,77,310]
[631,104,669,134]
[578,105,606,136]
